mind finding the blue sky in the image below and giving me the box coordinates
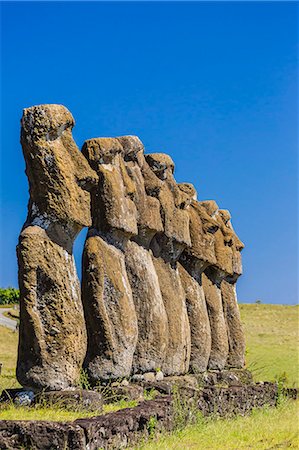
[0,1,297,304]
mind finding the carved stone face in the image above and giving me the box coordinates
[116,135,144,162]
[177,183,197,202]
[200,202,243,277]
[82,137,138,238]
[179,195,219,273]
[145,154,191,261]
[21,105,98,239]
[145,153,174,181]
[117,137,163,248]
[218,210,244,277]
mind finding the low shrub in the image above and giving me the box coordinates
[0,287,19,305]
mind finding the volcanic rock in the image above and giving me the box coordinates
[125,240,169,373]
[82,234,138,381]
[17,104,97,391]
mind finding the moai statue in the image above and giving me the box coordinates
[145,154,192,375]
[81,138,138,381]
[117,136,169,374]
[217,210,245,368]
[199,201,230,370]
[177,183,219,373]
[117,136,164,248]
[17,104,98,391]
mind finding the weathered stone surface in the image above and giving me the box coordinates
[37,390,103,412]
[177,188,218,373]
[0,383,278,450]
[199,200,244,370]
[221,280,245,368]
[217,209,245,368]
[202,269,229,370]
[282,387,298,400]
[195,369,253,387]
[82,138,138,237]
[146,153,191,260]
[201,208,245,369]
[156,370,164,381]
[197,383,278,417]
[179,194,218,268]
[17,104,246,390]
[81,137,140,381]
[0,420,86,450]
[165,374,199,390]
[17,226,87,391]
[102,384,144,403]
[218,209,244,276]
[17,105,98,392]
[178,263,211,373]
[125,241,168,373]
[75,396,174,450]
[21,104,98,237]
[119,136,163,248]
[199,201,232,274]
[152,256,191,375]
[138,154,192,376]
[0,388,35,406]
[82,234,138,381]
[143,372,156,382]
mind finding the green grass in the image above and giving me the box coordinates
[0,304,18,309]
[0,404,98,421]
[137,398,299,449]
[0,326,20,390]
[0,399,138,421]
[239,304,299,386]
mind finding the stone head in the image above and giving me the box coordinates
[145,153,175,181]
[114,137,163,248]
[145,155,191,262]
[199,202,236,276]
[179,194,219,273]
[82,137,138,239]
[116,135,144,162]
[82,137,123,166]
[21,104,98,243]
[218,209,244,278]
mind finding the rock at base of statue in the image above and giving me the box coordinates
[101,383,144,403]
[0,388,35,406]
[196,368,254,387]
[37,390,103,412]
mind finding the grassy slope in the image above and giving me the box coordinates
[138,399,299,450]
[0,400,139,421]
[0,303,298,447]
[240,304,299,386]
[0,326,19,391]
[138,304,299,450]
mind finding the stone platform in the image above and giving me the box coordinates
[0,380,278,450]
